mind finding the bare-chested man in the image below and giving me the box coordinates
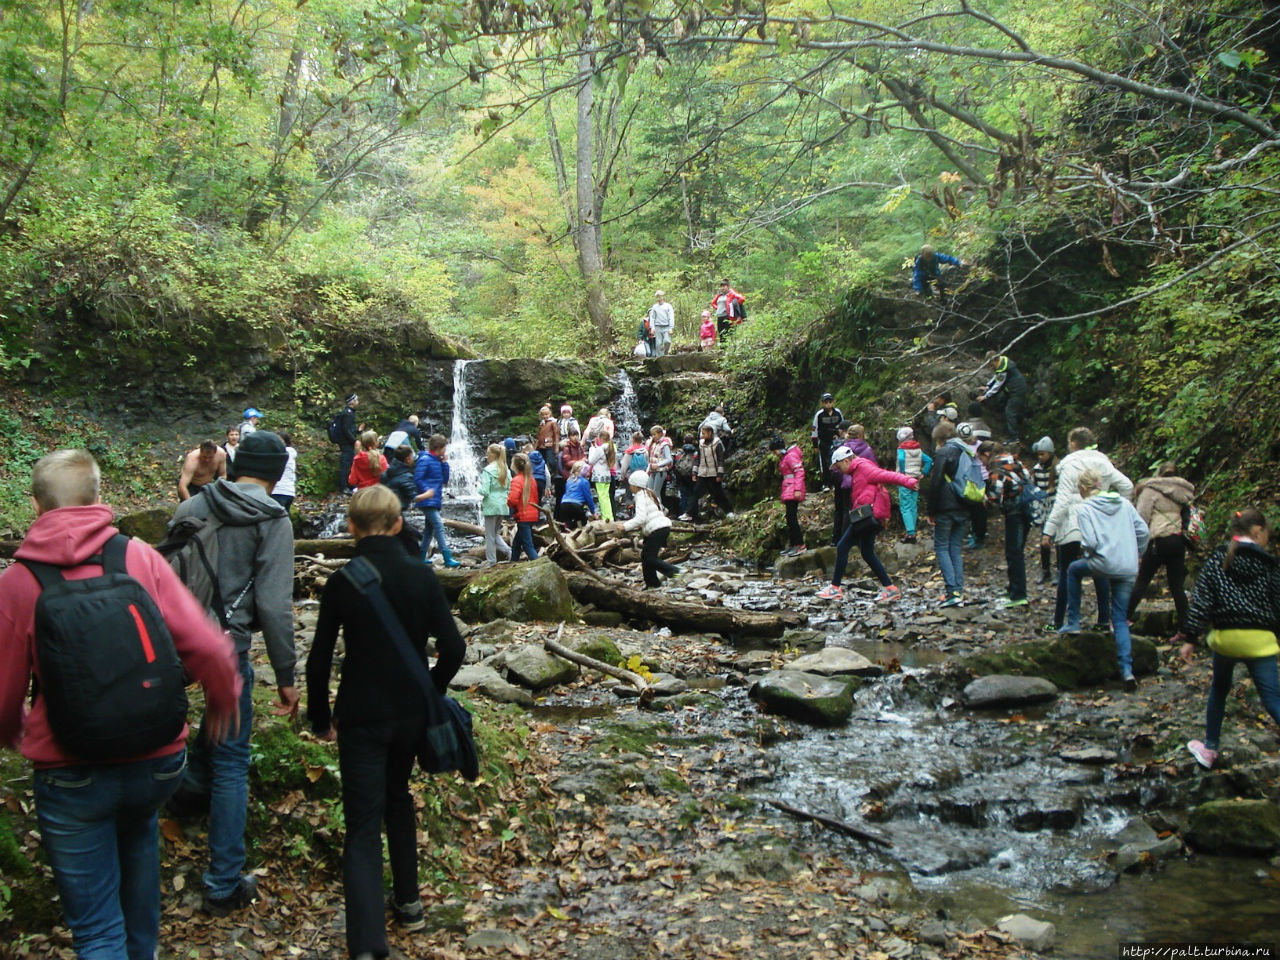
[178,440,228,500]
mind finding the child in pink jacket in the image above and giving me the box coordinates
[699,311,717,350]
[770,437,807,556]
[816,448,918,602]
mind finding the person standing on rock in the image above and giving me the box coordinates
[646,425,674,500]
[336,394,360,495]
[556,427,587,506]
[927,421,973,607]
[1030,436,1058,583]
[648,290,675,357]
[699,310,717,350]
[221,426,240,477]
[306,485,465,960]
[700,405,734,450]
[1128,462,1195,640]
[507,454,541,561]
[770,437,807,557]
[178,440,228,500]
[556,461,598,529]
[587,437,617,524]
[1181,507,1280,770]
[584,407,615,444]
[381,445,420,512]
[414,434,460,568]
[895,427,931,544]
[691,425,735,523]
[348,431,386,491]
[273,432,298,511]
[239,407,263,438]
[816,447,918,603]
[619,470,680,589]
[556,405,580,447]
[810,393,844,490]
[478,444,513,564]
[1059,469,1149,690]
[990,446,1036,608]
[535,405,560,465]
[912,245,967,299]
[1042,426,1134,631]
[976,355,1030,443]
[709,278,746,341]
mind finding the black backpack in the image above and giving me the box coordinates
[20,535,188,761]
[157,512,254,629]
[327,411,343,444]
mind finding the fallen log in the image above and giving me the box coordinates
[765,799,894,848]
[443,518,485,537]
[294,537,358,559]
[564,571,805,639]
[544,623,651,702]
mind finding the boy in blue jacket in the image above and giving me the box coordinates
[414,434,459,567]
[912,245,968,298]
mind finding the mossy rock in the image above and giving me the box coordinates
[116,506,174,544]
[961,630,1157,689]
[750,670,858,726]
[565,633,622,665]
[1187,799,1280,856]
[456,557,576,623]
[503,645,579,690]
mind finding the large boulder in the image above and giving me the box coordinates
[1187,799,1280,856]
[786,647,883,678]
[503,644,579,690]
[961,630,1157,689]
[455,558,575,623]
[116,507,173,544]
[750,670,858,726]
[962,675,1059,708]
[774,546,838,580]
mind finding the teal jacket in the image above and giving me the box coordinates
[479,462,510,517]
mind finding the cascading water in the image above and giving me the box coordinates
[611,369,643,438]
[445,359,482,517]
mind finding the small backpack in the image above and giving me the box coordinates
[1182,502,1207,549]
[628,446,649,473]
[157,513,255,629]
[327,412,343,444]
[20,535,188,761]
[673,450,695,481]
[949,448,987,503]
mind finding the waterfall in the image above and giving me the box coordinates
[445,359,482,514]
[611,369,643,440]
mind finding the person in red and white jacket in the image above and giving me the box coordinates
[0,449,239,960]
[709,278,746,340]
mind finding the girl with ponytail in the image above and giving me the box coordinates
[1182,508,1280,769]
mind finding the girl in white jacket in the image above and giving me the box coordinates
[618,470,679,588]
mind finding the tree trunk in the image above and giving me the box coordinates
[576,23,610,341]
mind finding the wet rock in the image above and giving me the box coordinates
[774,546,838,579]
[614,672,689,699]
[1113,836,1181,872]
[962,675,1059,708]
[1013,788,1082,831]
[465,929,533,954]
[581,608,625,627]
[116,507,172,544]
[996,914,1055,952]
[732,650,778,673]
[455,557,575,623]
[780,628,827,651]
[1130,603,1177,637]
[961,630,1157,688]
[1187,798,1280,856]
[1059,745,1118,764]
[1114,817,1158,846]
[750,670,858,725]
[907,838,993,876]
[503,645,579,690]
[550,760,643,805]
[785,647,883,678]
[448,664,535,707]
[918,920,948,947]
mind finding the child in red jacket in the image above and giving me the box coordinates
[507,453,541,561]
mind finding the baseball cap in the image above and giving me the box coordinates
[831,446,855,464]
[243,407,263,420]
[821,392,834,401]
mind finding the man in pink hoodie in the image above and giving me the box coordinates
[0,449,240,960]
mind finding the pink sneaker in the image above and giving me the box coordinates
[875,585,901,603]
[1187,740,1218,770]
[816,584,844,601]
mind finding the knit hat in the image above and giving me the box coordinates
[1031,435,1055,454]
[234,430,288,483]
[897,427,914,442]
[561,404,573,415]
[956,422,975,442]
[628,470,650,488]
[503,438,518,456]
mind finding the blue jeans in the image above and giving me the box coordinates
[512,521,539,560]
[1205,653,1280,751]
[934,510,967,596]
[1004,509,1030,601]
[418,506,451,562]
[183,653,254,898]
[1063,558,1115,631]
[35,750,187,960]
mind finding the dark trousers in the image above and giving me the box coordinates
[969,501,988,543]
[553,476,567,505]
[1040,540,1053,578]
[832,519,891,588]
[1053,541,1110,628]
[338,444,356,492]
[1004,390,1027,442]
[677,479,695,517]
[535,479,547,505]
[816,442,835,489]
[691,476,733,521]
[556,501,589,529]
[337,715,423,958]
[641,527,680,588]
[832,490,849,545]
[1004,509,1030,601]
[784,500,804,546]
[1127,534,1189,630]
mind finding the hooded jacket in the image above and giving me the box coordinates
[779,445,807,502]
[927,439,976,516]
[1135,476,1195,539]
[507,473,540,523]
[1077,491,1149,578]
[414,451,450,506]
[845,438,878,466]
[846,457,918,522]
[1185,541,1280,655]
[381,457,418,510]
[479,461,510,517]
[171,479,296,686]
[1043,448,1134,545]
[0,505,240,767]
[622,489,672,537]
[348,448,385,489]
[528,449,548,485]
[897,440,931,480]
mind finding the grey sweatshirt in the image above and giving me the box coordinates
[171,478,296,686]
[1077,491,1149,578]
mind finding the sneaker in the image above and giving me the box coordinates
[1122,672,1138,692]
[940,594,964,608]
[443,559,462,569]
[779,547,797,557]
[726,512,736,519]
[203,876,258,917]
[391,899,426,932]
[678,514,693,522]
[1041,622,1059,633]
[815,584,844,601]
[875,585,901,603]
[901,534,917,544]
[1000,597,1029,608]
[1057,624,1082,635]
[1187,739,1217,770]
[793,544,807,553]
[1092,621,1110,632]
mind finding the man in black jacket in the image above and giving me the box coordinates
[810,393,844,490]
[307,485,464,960]
[337,394,360,494]
[975,355,1029,442]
